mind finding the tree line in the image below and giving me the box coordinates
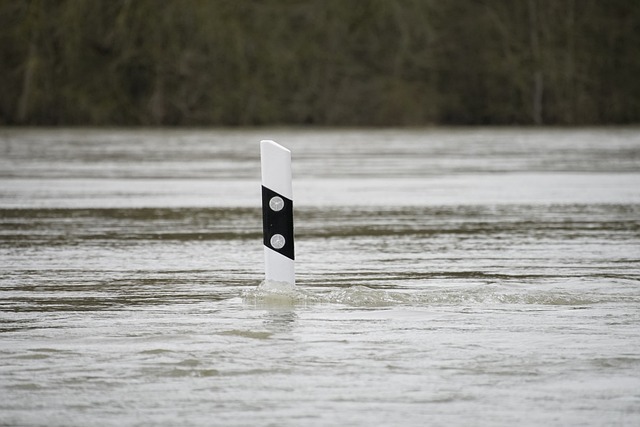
[1,0,639,126]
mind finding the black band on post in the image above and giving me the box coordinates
[262,185,295,260]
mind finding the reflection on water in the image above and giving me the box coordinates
[1,128,640,426]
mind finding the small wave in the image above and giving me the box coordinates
[243,282,601,308]
[323,286,415,306]
[219,329,273,339]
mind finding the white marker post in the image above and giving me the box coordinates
[260,140,295,286]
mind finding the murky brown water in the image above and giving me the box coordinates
[1,128,640,426]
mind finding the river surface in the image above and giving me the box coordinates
[1,128,639,426]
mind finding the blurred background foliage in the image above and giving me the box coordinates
[1,0,639,126]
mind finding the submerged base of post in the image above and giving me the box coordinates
[263,247,294,285]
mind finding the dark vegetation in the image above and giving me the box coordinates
[1,0,639,126]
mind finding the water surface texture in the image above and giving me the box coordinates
[1,128,640,426]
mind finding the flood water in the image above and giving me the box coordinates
[1,128,640,426]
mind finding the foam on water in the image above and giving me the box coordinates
[242,282,612,308]
[242,280,304,307]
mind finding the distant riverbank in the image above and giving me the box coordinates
[1,1,639,127]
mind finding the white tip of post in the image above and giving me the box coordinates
[260,140,292,200]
